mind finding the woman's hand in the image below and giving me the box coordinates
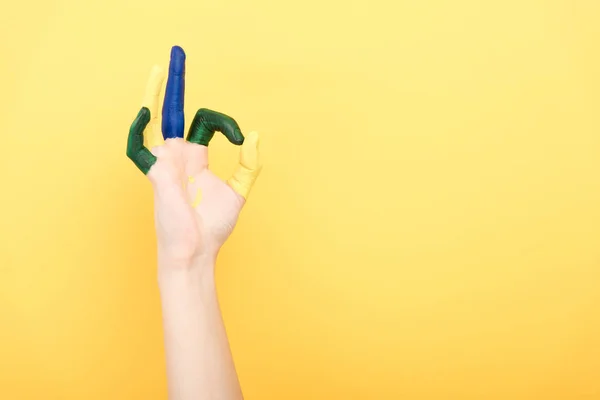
[127,47,262,271]
[126,46,260,400]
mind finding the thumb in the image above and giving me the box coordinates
[227,131,262,199]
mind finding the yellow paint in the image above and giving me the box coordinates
[188,176,202,206]
[2,0,600,399]
[227,131,262,199]
[141,65,166,149]
[191,188,202,208]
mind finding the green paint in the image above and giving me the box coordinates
[187,108,245,146]
[127,107,157,175]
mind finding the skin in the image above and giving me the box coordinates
[126,46,262,400]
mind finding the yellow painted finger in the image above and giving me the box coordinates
[141,65,166,149]
[227,131,262,199]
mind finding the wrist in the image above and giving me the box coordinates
[157,254,217,290]
[157,242,217,269]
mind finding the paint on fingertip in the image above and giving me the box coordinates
[169,46,186,74]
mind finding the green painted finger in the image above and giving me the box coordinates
[127,107,157,174]
[186,108,245,146]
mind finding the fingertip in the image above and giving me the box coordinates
[139,106,151,121]
[242,131,259,152]
[240,131,260,169]
[169,45,186,75]
[246,131,260,146]
[221,117,245,145]
[232,128,245,145]
[150,64,165,77]
[171,45,186,57]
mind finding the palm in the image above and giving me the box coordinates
[193,167,243,244]
[148,139,246,261]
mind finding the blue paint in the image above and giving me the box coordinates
[162,46,186,139]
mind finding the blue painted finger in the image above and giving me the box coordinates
[162,45,186,139]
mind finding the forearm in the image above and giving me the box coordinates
[158,261,243,400]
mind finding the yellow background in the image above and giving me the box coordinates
[1,0,599,398]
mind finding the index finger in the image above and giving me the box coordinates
[162,45,186,139]
[187,108,245,146]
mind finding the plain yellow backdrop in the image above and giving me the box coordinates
[1,0,599,398]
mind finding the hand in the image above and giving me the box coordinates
[127,46,262,270]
